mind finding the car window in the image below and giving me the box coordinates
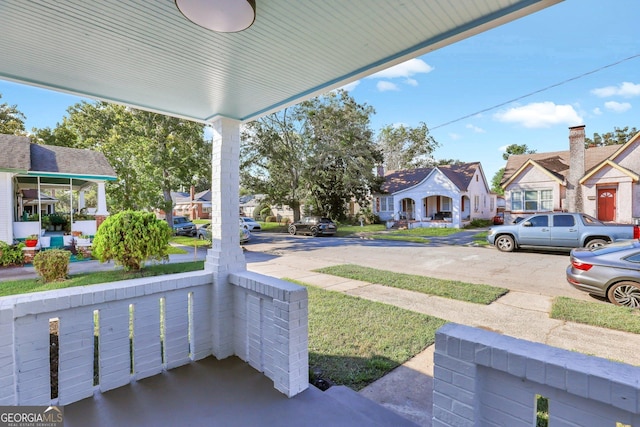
[552,215,575,227]
[174,217,187,224]
[526,215,548,227]
[581,214,604,225]
[624,252,640,263]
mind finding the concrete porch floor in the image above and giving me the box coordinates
[64,356,419,427]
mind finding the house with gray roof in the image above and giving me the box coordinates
[0,134,117,244]
[373,162,496,228]
[501,125,640,223]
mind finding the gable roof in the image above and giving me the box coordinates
[501,145,621,187]
[381,162,481,194]
[0,134,117,179]
[0,134,31,172]
[173,190,212,204]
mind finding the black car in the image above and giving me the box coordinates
[172,216,196,236]
[288,216,337,237]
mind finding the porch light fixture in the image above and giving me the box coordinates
[176,0,256,33]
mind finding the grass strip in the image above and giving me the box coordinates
[0,261,205,297]
[315,264,508,305]
[287,279,446,391]
[551,296,640,334]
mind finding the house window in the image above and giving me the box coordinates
[441,197,451,212]
[474,195,479,212]
[511,189,553,212]
[378,196,393,212]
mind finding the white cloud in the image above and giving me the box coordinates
[448,133,461,140]
[465,124,486,133]
[405,78,418,86]
[591,82,640,98]
[368,58,434,79]
[592,107,602,115]
[339,80,360,92]
[377,81,399,92]
[604,101,632,113]
[493,102,583,128]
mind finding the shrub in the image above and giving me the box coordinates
[0,241,25,266]
[466,218,493,228]
[265,216,277,223]
[33,249,71,282]
[92,210,172,271]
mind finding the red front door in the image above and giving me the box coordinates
[597,188,616,221]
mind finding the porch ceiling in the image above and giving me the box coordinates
[0,0,561,124]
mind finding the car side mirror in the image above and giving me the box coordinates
[522,221,532,227]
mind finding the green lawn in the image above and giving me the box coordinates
[551,296,640,334]
[315,264,508,305]
[288,279,446,391]
[0,261,205,297]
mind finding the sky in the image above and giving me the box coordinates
[1,0,638,181]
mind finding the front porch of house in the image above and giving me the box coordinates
[11,175,111,243]
[387,195,471,229]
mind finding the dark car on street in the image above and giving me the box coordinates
[566,240,640,308]
[288,216,337,237]
[173,216,196,236]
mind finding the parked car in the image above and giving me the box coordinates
[487,212,640,252]
[566,240,640,308]
[196,223,211,240]
[173,216,196,236]
[240,217,261,231]
[197,221,251,244]
[288,216,337,237]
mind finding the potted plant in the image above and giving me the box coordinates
[49,213,67,231]
[25,234,39,247]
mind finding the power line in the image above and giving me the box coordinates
[430,53,640,131]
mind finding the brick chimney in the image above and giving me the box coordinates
[566,125,585,212]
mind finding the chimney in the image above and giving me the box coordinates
[376,164,385,177]
[190,185,195,200]
[567,125,585,212]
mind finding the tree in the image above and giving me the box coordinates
[49,101,211,227]
[376,122,438,170]
[491,168,505,195]
[298,90,383,219]
[502,143,536,161]
[437,158,464,165]
[0,93,26,135]
[92,210,171,271]
[241,90,383,221]
[241,107,308,221]
[585,126,638,147]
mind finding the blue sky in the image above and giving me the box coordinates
[1,0,638,181]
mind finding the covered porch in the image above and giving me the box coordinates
[0,0,565,425]
[393,195,469,229]
[12,175,111,242]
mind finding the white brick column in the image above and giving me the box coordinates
[206,118,247,359]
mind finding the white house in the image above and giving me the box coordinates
[373,162,496,228]
[0,134,117,244]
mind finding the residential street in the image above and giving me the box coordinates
[245,232,587,300]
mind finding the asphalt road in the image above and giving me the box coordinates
[245,232,590,301]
